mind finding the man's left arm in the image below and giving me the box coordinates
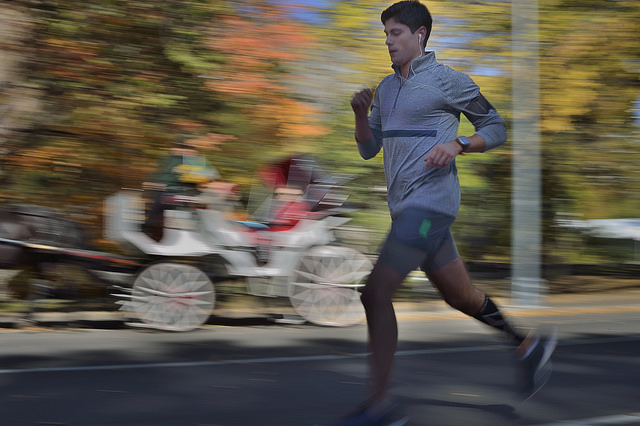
[424,91,507,168]
[457,92,507,153]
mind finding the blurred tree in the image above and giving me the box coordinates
[0,5,41,188]
[538,0,640,223]
[203,0,331,187]
[0,0,637,265]
[1,0,233,231]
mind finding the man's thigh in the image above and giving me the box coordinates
[419,230,459,275]
[376,208,455,278]
[426,257,485,314]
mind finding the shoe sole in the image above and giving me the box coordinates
[523,361,552,401]
[387,416,410,426]
[538,326,558,371]
[315,415,409,426]
[521,327,558,401]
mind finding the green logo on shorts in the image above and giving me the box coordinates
[419,218,431,240]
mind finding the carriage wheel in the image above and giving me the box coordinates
[289,246,372,326]
[128,262,215,331]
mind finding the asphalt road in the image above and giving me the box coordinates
[1,293,640,426]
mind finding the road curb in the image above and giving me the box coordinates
[1,289,639,330]
[0,311,126,330]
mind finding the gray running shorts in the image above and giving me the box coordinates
[376,207,460,276]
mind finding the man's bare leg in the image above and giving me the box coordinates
[360,260,408,407]
[427,257,485,314]
[428,258,525,345]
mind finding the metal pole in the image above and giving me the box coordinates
[511,0,544,306]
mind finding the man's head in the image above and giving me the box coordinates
[381,1,432,68]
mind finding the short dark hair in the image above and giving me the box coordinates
[381,1,432,46]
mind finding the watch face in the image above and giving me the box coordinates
[457,137,470,151]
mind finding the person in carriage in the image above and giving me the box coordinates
[141,137,220,241]
[255,154,342,229]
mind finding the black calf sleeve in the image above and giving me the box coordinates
[473,296,525,345]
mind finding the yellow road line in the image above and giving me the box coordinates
[396,304,640,321]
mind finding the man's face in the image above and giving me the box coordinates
[384,17,421,68]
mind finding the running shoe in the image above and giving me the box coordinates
[516,327,558,400]
[328,402,409,426]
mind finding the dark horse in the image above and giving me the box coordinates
[0,204,85,269]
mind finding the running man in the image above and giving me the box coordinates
[336,1,557,424]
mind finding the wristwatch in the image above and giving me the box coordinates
[456,136,471,153]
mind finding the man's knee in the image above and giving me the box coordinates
[360,263,404,309]
[360,279,391,310]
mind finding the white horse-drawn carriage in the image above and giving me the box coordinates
[1,156,373,331]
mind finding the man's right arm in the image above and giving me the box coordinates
[351,88,373,144]
[351,88,382,160]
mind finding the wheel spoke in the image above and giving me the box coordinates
[135,285,213,298]
[127,263,215,331]
[289,246,371,326]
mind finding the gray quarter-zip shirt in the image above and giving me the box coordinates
[357,51,507,219]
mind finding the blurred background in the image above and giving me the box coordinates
[0,0,639,301]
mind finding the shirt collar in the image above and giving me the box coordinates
[392,51,438,76]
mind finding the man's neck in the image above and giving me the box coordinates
[400,64,411,80]
[399,53,421,80]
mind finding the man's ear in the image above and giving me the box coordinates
[419,26,427,43]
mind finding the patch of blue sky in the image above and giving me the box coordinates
[275,0,332,24]
[430,16,507,77]
[232,0,330,24]
[470,65,505,76]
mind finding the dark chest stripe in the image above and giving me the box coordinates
[382,129,437,138]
